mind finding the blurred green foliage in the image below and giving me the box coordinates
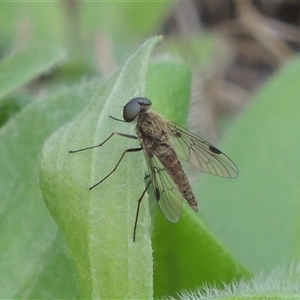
[0,2,300,299]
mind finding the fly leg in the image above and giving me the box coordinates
[89,147,142,190]
[70,132,147,241]
[133,179,152,242]
[69,132,141,190]
[69,132,137,153]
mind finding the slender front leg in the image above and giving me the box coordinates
[69,132,138,153]
[89,147,143,190]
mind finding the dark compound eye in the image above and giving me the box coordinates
[123,97,152,122]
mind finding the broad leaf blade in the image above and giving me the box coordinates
[198,56,300,273]
[0,46,66,103]
[0,80,101,299]
[39,36,162,299]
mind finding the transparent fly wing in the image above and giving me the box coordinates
[143,149,183,223]
[168,122,239,178]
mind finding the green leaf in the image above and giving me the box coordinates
[0,45,66,103]
[0,80,100,298]
[162,33,218,70]
[198,56,300,273]
[146,59,190,126]
[39,36,162,299]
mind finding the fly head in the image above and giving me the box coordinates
[123,97,152,122]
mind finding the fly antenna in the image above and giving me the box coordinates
[109,115,125,122]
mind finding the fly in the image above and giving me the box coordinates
[69,97,239,241]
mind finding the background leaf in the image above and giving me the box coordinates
[0,46,66,103]
[198,56,300,273]
[0,80,101,299]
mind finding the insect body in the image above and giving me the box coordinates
[70,97,239,241]
[136,108,199,222]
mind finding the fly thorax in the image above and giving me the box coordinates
[137,113,167,138]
